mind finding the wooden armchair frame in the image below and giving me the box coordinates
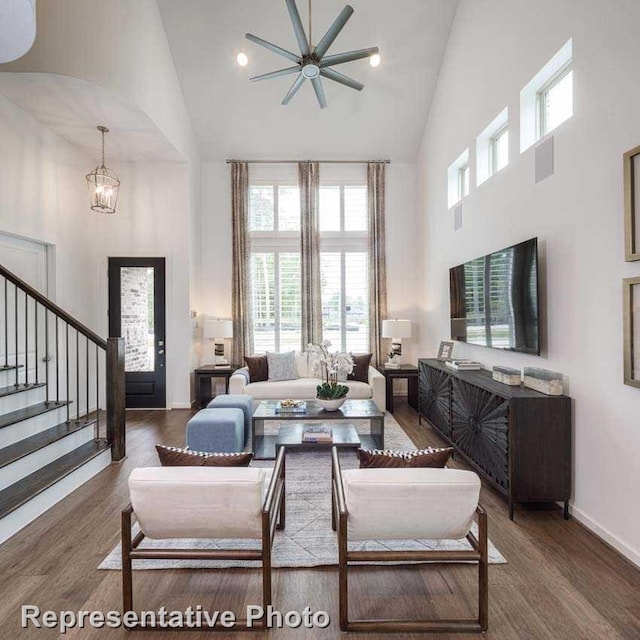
[331,447,488,633]
[121,446,286,631]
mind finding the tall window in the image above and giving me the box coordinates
[319,184,369,352]
[248,181,369,353]
[249,183,301,352]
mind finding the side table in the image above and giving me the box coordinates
[377,364,419,414]
[195,365,239,409]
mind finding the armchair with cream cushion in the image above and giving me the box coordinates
[331,448,488,633]
[121,448,286,630]
[229,351,386,411]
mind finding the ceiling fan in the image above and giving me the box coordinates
[245,0,379,109]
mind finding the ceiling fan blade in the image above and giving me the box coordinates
[282,74,306,105]
[313,5,354,58]
[285,0,310,57]
[311,77,327,109]
[320,46,379,68]
[246,33,301,63]
[250,66,301,82]
[320,67,363,91]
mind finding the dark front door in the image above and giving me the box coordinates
[108,258,166,408]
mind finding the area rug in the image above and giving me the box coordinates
[99,414,506,570]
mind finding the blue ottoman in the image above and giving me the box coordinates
[207,394,253,445]
[186,408,244,453]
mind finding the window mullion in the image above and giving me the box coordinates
[340,251,347,352]
[274,251,281,353]
[273,185,279,231]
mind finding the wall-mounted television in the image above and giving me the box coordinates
[449,238,540,355]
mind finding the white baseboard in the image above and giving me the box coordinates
[171,402,192,410]
[570,504,640,568]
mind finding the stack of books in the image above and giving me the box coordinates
[445,359,482,371]
[302,426,333,444]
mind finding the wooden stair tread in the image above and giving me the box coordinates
[0,401,70,430]
[0,413,102,468]
[0,382,46,398]
[0,440,110,519]
[0,365,22,372]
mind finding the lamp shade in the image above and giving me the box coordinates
[381,319,412,339]
[204,319,233,339]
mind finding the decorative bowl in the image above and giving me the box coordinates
[316,397,346,412]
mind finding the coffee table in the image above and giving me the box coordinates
[252,399,385,460]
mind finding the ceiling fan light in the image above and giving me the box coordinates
[369,53,381,68]
[237,52,249,67]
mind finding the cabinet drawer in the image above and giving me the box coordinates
[451,378,510,490]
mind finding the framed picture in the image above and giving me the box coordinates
[437,340,455,361]
[623,277,640,388]
[623,144,640,261]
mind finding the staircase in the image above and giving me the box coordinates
[0,264,125,544]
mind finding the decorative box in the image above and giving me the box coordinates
[522,367,564,396]
[492,366,521,386]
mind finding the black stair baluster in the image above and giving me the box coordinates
[55,316,59,403]
[14,284,18,387]
[4,278,7,367]
[65,323,70,424]
[86,336,89,422]
[45,310,49,403]
[34,302,38,385]
[76,330,80,422]
[96,343,100,440]
[24,292,28,386]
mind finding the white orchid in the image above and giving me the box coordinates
[307,342,354,386]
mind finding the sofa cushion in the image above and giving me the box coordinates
[245,378,372,400]
[357,447,454,469]
[294,351,308,377]
[348,353,372,383]
[267,351,298,381]
[245,355,268,382]
[156,445,253,467]
[129,466,269,539]
[342,468,481,541]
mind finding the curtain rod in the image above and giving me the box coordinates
[225,159,391,165]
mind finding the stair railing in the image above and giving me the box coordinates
[0,263,125,461]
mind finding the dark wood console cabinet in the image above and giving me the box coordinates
[418,359,571,520]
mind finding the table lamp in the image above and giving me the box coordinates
[203,319,233,366]
[381,319,412,368]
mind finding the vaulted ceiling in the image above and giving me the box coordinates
[157,0,458,162]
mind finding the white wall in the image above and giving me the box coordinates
[3,0,197,161]
[417,0,640,566]
[199,161,420,366]
[0,94,102,330]
[0,95,197,408]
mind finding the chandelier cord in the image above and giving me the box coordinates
[101,129,106,168]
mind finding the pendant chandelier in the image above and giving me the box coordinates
[86,125,120,214]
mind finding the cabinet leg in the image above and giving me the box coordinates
[564,500,570,520]
[509,500,514,521]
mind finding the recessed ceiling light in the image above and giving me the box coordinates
[369,53,381,68]
[237,52,248,67]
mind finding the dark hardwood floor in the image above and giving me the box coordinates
[1,400,639,639]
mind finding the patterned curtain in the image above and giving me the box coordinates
[231,162,253,364]
[299,161,322,347]
[367,162,388,367]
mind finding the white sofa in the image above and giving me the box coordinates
[229,353,386,412]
